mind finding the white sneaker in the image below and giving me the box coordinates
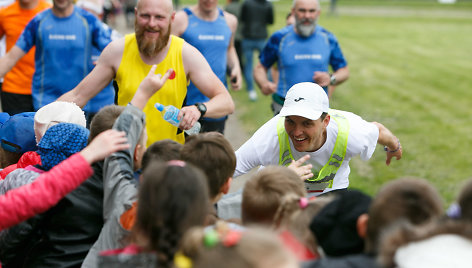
[248,90,258,101]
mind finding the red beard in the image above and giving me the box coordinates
[135,20,171,58]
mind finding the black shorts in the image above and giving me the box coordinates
[1,90,34,115]
[200,118,227,134]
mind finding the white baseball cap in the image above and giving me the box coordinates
[279,82,329,120]
[34,101,86,143]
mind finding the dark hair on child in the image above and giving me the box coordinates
[365,177,443,254]
[88,105,125,143]
[131,160,209,268]
[141,139,182,171]
[180,132,236,200]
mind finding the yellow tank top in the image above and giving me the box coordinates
[116,34,187,145]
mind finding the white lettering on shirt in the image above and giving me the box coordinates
[294,54,322,60]
[198,34,224,41]
[49,34,77,40]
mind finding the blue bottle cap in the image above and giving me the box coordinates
[154,103,164,111]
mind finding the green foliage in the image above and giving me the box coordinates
[229,0,472,204]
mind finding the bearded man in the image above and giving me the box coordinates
[59,0,234,145]
[253,0,349,115]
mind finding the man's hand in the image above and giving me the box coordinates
[288,155,314,181]
[229,67,241,91]
[260,81,277,95]
[313,71,330,87]
[179,105,201,131]
[131,65,173,109]
[385,143,402,166]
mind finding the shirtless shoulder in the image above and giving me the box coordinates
[99,36,126,74]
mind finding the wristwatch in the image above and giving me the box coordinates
[330,74,337,86]
[194,102,207,118]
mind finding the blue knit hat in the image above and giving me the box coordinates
[0,112,37,154]
[38,122,90,171]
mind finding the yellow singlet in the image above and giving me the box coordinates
[116,34,187,145]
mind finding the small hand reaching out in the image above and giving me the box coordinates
[131,65,173,109]
[288,155,314,181]
[80,129,129,164]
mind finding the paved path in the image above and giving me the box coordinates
[225,112,254,193]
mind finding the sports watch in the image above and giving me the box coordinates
[194,102,207,117]
[330,74,337,86]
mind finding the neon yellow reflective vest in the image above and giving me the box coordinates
[277,109,349,192]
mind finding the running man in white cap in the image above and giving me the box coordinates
[234,82,402,195]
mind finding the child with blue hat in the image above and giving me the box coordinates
[0,112,37,169]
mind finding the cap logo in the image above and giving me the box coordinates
[294,97,305,102]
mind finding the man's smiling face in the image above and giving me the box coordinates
[284,114,329,152]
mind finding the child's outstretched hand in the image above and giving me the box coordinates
[288,154,314,181]
[131,65,173,109]
[80,129,129,164]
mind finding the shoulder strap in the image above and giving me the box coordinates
[183,7,192,16]
[308,109,349,188]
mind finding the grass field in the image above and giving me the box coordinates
[225,0,472,204]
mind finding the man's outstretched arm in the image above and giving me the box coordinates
[57,39,123,107]
[372,122,402,166]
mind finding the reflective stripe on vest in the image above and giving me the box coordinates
[277,109,349,191]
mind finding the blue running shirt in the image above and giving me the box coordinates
[16,7,113,112]
[181,8,231,112]
[260,25,347,97]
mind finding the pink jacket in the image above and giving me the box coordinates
[0,153,92,231]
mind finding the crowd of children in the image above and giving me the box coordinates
[0,76,471,268]
[0,3,468,263]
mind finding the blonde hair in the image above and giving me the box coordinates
[179,223,298,268]
[242,166,306,225]
[273,193,334,254]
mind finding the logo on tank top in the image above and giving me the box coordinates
[49,34,77,40]
[198,35,225,41]
[294,54,322,60]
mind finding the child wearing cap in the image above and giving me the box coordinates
[0,129,128,231]
[0,122,90,267]
[0,101,87,180]
[0,112,38,179]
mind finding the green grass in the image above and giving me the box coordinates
[227,0,472,204]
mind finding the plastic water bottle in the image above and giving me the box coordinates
[154,103,201,135]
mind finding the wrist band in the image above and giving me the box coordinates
[384,139,401,153]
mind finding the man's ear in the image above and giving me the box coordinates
[323,114,331,128]
[220,177,233,195]
[357,213,369,239]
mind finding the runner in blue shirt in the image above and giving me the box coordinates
[172,0,241,134]
[0,0,113,122]
[254,0,349,115]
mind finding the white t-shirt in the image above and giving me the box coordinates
[235,110,379,193]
